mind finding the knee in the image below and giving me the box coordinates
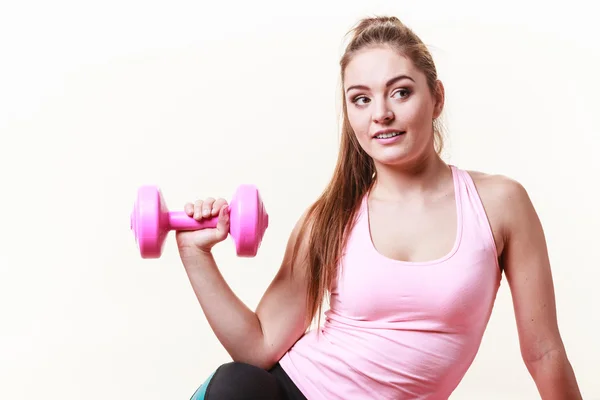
[215,361,263,376]
[190,365,220,400]
[191,362,281,400]
[190,362,238,399]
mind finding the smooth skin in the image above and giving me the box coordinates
[176,202,312,370]
[176,45,582,398]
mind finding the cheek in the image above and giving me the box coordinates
[347,109,371,137]
[397,103,424,128]
[403,99,434,130]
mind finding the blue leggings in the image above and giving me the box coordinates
[190,362,307,400]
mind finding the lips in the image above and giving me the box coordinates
[373,129,406,139]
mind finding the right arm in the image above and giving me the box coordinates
[177,200,312,370]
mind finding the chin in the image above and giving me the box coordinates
[371,140,435,168]
[372,155,412,169]
[370,147,414,166]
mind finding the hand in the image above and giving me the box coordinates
[175,197,230,254]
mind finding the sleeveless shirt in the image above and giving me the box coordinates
[278,165,502,399]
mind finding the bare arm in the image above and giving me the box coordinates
[500,179,582,399]
[178,212,312,370]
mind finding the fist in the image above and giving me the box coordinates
[175,197,230,253]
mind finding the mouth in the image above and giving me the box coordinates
[373,130,405,139]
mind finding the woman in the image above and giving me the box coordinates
[177,16,582,400]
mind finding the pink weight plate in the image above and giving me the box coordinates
[130,185,169,259]
[229,184,269,257]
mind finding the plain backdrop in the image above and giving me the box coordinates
[1,0,598,399]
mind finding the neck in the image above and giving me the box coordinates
[370,152,451,201]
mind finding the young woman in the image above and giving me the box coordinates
[177,16,582,400]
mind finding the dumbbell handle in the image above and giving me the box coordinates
[167,211,219,231]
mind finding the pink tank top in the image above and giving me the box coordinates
[278,165,502,399]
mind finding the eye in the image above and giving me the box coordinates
[351,95,370,106]
[392,88,411,99]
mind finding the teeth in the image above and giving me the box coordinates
[376,131,403,139]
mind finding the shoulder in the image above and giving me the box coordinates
[463,169,536,252]
[466,169,529,203]
[467,166,535,223]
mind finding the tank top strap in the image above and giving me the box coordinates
[450,165,500,265]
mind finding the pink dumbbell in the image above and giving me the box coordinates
[130,184,269,259]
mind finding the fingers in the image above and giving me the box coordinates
[184,202,194,217]
[215,203,230,241]
[197,197,215,219]
[213,198,228,214]
[185,197,229,221]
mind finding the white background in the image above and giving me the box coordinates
[1,0,598,398]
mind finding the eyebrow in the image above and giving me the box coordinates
[345,74,415,93]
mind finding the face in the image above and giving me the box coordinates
[343,46,443,168]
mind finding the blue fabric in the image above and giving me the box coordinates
[190,370,216,400]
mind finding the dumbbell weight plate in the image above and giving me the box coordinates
[130,185,169,259]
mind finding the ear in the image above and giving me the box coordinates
[433,80,445,119]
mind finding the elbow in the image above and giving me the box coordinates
[257,347,284,371]
[257,358,278,371]
[254,332,293,371]
[229,345,282,371]
[229,355,278,371]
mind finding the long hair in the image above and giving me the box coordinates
[291,16,445,329]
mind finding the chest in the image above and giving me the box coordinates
[329,188,502,329]
[367,192,458,263]
[332,235,499,329]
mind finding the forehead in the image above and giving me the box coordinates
[343,46,419,89]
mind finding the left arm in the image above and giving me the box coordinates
[500,179,582,399]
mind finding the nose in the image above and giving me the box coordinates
[373,102,394,124]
